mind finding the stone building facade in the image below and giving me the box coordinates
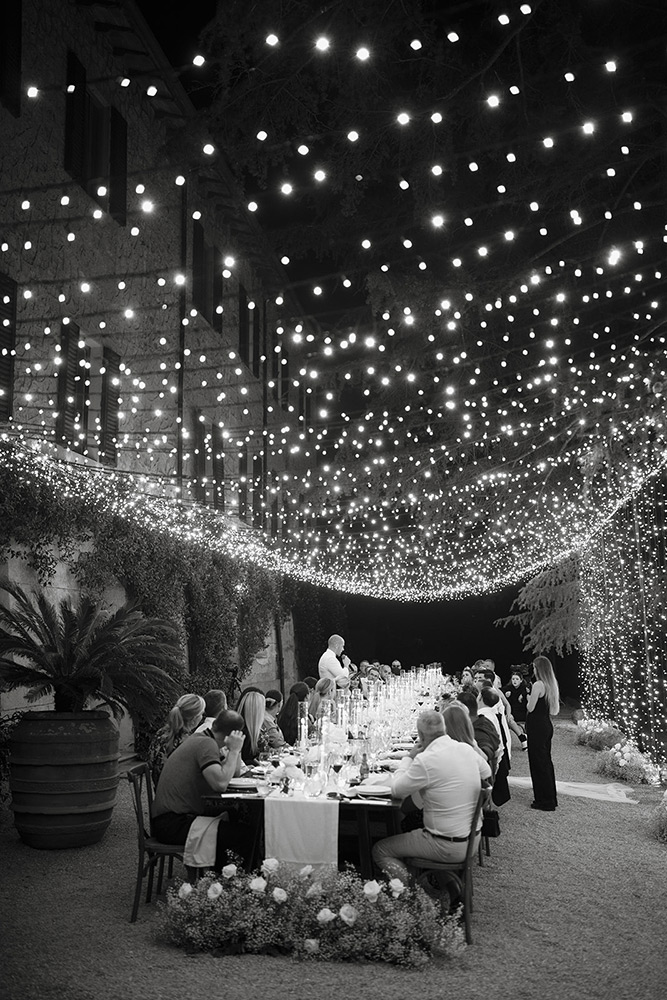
[0,0,309,736]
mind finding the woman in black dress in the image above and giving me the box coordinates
[526,655,560,811]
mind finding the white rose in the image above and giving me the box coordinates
[388,877,405,897]
[304,938,320,954]
[221,864,237,879]
[207,881,223,900]
[249,876,267,894]
[299,865,314,879]
[272,887,288,904]
[339,904,358,926]
[363,879,382,902]
[261,857,280,876]
[178,882,193,899]
[316,907,336,924]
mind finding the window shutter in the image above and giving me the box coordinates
[238,444,248,521]
[252,304,260,376]
[0,0,22,118]
[213,263,223,334]
[193,410,207,503]
[64,52,87,182]
[108,107,127,225]
[238,285,249,365]
[99,347,120,466]
[56,322,79,445]
[280,355,289,409]
[192,221,206,317]
[0,273,17,421]
[212,426,225,511]
[252,452,263,528]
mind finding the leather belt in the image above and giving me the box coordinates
[426,830,467,842]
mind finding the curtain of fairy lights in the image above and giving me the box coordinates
[580,472,667,766]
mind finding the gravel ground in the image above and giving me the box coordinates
[1,714,666,1000]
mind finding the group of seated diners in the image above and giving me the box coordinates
[145,654,552,908]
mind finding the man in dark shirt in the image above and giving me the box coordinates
[152,709,250,870]
[457,689,500,773]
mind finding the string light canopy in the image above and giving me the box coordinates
[4,0,666,601]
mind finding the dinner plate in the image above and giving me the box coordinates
[227,777,258,789]
[356,785,392,797]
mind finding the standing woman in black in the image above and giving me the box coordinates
[526,655,560,811]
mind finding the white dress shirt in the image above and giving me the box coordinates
[391,735,491,839]
[318,648,349,684]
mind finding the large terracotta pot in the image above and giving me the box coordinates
[9,710,120,849]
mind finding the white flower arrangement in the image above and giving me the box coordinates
[161,861,465,966]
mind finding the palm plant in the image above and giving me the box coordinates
[0,582,182,720]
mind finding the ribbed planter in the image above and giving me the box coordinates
[9,711,120,849]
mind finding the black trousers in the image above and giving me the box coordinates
[152,811,252,871]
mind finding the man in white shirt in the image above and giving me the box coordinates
[372,710,491,880]
[317,634,350,687]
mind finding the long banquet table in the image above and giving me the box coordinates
[202,788,403,877]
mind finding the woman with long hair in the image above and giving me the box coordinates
[308,676,335,721]
[238,690,268,765]
[526,655,560,811]
[277,681,310,746]
[261,689,286,750]
[148,692,206,786]
[442,701,487,762]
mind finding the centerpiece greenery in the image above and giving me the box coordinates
[160,861,465,967]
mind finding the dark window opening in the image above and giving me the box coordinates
[64,51,127,224]
[0,0,22,117]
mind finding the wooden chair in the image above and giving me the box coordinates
[405,790,486,944]
[126,763,184,922]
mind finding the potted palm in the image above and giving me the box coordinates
[0,582,182,849]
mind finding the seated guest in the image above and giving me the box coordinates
[276,681,311,746]
[459,667,476,691]
[147,693,206,787]
[262,689,286,750]
[235,686,263,715]
[192,689,227,734]
[238,690,269,765]
[302,676,318,691]
[457,689,500,772]
[372,709,492,881]
[391,660,402,675]
[440,701,488,763]
[151,710,251,870]
[309,677,335,721]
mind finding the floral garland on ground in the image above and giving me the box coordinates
[576,718,661,785]
[159,861,466,967]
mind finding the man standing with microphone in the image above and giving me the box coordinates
[318,634,352,688]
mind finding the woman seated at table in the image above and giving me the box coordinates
[441,700,488,762]
[147,693,206,787]
[261,689,287,751]
[238,690,270,765]
[308,677,335,722]
[277,681,311,746]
